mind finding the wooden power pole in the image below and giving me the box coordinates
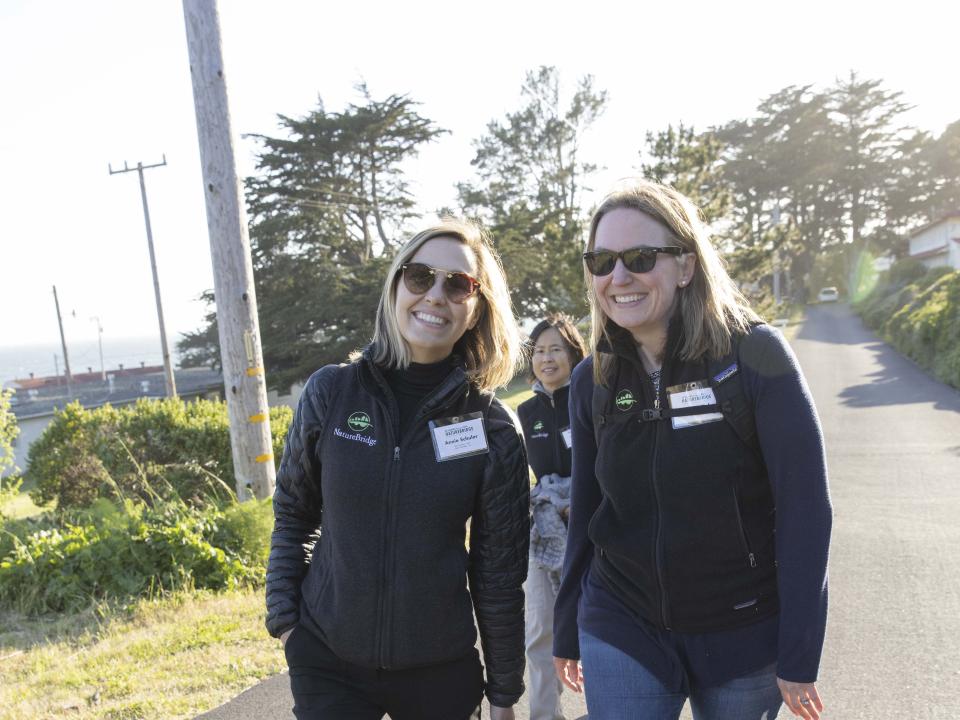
[108,157,178,398]
[182,0,275,501]
[52,285,73,399]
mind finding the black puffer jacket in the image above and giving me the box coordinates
[265,351,530,707]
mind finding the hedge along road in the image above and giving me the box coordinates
[198,303,960,719]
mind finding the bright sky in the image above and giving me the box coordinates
[1,0,956,349]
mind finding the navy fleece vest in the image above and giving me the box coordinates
[590,349,779,633]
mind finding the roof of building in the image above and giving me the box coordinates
[9,366,223,420]
[909,244,950,260]
[907,210,960,240]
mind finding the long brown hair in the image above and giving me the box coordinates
[585,181,760,384]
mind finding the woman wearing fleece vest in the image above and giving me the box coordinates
[266,219,530,720]
[553,181,832,720]
[517,313,587,720]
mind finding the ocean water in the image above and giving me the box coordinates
[0,337,181,388]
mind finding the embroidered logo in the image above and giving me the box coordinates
[347,411,372,433]
[713,363,739,384]
[533,420,545,432]
[335,411,378,447]
[615,389,636,411]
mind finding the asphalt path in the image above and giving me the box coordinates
[794,303,960,719]
[198,304,960,719]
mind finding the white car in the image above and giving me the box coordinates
[817,287,839,303]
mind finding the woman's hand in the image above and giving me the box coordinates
[489,705,515,720]
[553,657,584,693]
[280,628,294,647]
[777,678,823,720]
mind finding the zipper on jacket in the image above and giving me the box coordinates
[648,381,671,630]
[375,381,467,669]
[375,430,400,669]
[731,485,758,568]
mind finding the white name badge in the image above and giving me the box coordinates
[561,427,572,449]
[666,381,723,430]
[429,412,489,462]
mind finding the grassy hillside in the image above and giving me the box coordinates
[854,260,960,389]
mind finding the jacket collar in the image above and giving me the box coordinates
[595,314,685,365]
[359,345,470,417]
[532,379,571,402]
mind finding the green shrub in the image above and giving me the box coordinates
[0,389,21,513]
[860,284,916,330]
[211,497,274,571]
[27,399,292,511]
[0,474,23,515]
[876,271,960,387]
[0,497,271,615]
[0,507,57,559]
[920,265,956,288]
[888,257,927,287]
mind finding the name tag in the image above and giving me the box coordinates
[666,381,723,430]
[561,427,572,449]
[429,412,489,462]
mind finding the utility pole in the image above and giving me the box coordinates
[182,0,275,501]
[52,285,72,398]
[108,156,178,398]
[91,316,106,381]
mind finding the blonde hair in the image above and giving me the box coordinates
[368,218,524,391]
[586,180,760,384]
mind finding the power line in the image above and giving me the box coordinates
[108,155,178,398]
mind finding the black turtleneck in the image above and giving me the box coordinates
[384,355,458,438]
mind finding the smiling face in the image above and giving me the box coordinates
[592,207,695,347]
[395,236,481,364]
[531,327,572,393]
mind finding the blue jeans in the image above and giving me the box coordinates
[578,630,783,720]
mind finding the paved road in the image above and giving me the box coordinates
[199,304,960,719]
[195,670,587,720]
[795,303,960,719]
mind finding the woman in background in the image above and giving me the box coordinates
[517,314,586,720]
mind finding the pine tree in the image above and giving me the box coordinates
[179,89,446,391]
[457,67,607,321]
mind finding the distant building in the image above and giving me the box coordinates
[266,382,305,412]
[5,365,222,477]
[907,211,960,270]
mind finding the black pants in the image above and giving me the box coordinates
[285,624,484,720]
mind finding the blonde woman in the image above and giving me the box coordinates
[267,219,529,720]
[553,181,832,720]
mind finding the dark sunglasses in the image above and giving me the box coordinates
[400,263,481,303]
[582,245,685,276]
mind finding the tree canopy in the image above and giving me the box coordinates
[457,66,607,321]
[181,70,957,388]
[179,87,446,391]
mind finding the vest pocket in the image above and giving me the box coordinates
[731,485,757,568]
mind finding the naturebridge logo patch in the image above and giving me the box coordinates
[347,411,373,433]
[335,411,377,447]
[616,389,636,411]
[533,420,545,432]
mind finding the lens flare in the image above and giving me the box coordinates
[849,249,880,303]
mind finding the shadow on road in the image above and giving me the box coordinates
[795,304,960,412]
[795,304,874,346]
